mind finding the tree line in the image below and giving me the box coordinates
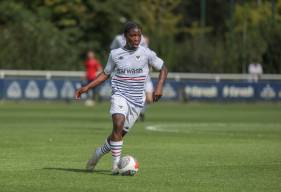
[0,0,280,73]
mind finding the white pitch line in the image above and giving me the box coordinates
[145,125,181,133]
[145,122,281,133]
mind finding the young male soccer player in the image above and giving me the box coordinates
[75,21,168,174]
[110,33,153,121]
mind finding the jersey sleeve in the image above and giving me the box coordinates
[104,52,115,75]
[148,49,164,71]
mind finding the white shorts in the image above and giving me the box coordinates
[145,78,154,93]
[110,95,142,132]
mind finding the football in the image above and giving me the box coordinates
[118,155,139,176]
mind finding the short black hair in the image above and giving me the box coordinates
[123,21,141,35]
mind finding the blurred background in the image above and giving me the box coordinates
[0,0,280,102]
[1,0,281,72]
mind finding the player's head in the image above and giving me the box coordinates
[124,21,142,49]
[87,50,95,59]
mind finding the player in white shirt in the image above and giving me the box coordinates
[110,32,153,121]
[75,21,168,174]
[248,62,263,82]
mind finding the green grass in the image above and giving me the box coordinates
[0,101,281,192]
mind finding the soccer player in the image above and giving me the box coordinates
[75,21,168,174]
[84,50,103,106]
[110,33,153,121]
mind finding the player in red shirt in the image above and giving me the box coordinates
[84,50,103,106]
[85,50,102,82]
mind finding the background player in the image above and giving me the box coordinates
[84,50,103,106]
[75,21,168,174]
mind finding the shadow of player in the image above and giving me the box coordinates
[43,167,111,175]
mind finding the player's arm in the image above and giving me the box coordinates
[153,65,168,102]
[75,72,109,99]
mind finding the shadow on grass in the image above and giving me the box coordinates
[43,167,112,175]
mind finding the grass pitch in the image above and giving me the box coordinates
[0,101,280,192]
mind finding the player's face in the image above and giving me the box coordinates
[125,28,141,49]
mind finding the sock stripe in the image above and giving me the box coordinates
[104,145,110,151]
[111,148,120,151]
[101,147,108,154]
[112,154,121,157]
[98,140,111,155]
[111,150,121,154]
[110,145,123,148]
[110,140,123,165]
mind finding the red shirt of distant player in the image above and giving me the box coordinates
[85,51,102,81]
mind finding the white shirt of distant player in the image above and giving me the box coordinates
[104,46,163,107]
[110,34,148,50]
[248,63,263,82]
[249,63,263,75]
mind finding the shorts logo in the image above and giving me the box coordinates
[118,105,123,109]
[136,56,141,61]
[118,56,123,60]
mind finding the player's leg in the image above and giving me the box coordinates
[86,118,125,173]
[110,113,125,174]
[86,121,129,171]
[86,138,111,171]
[109,96,142,174]
[86,95,127,172]
[107,95,128,174]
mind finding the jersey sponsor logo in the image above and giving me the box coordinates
[116,68,143,75]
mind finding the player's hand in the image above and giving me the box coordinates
[75,86,88,100]
[153,89,162,102]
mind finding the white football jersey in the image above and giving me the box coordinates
[104,46,163,107]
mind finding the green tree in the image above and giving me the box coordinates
[0,1,79,70]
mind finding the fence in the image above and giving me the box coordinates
[0,70,280,101]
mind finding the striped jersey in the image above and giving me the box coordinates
[104,46,163,107]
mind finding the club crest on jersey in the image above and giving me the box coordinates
[136,55,141,61]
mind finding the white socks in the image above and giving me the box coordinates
[93,139,123,170]
[110,140,123,166]
[96,139,111,157]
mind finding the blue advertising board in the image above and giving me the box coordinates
[183,80,281,101]
[0,78,280,101]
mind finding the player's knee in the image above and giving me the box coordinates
[111,130,123,140]
[113,121,124,130]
